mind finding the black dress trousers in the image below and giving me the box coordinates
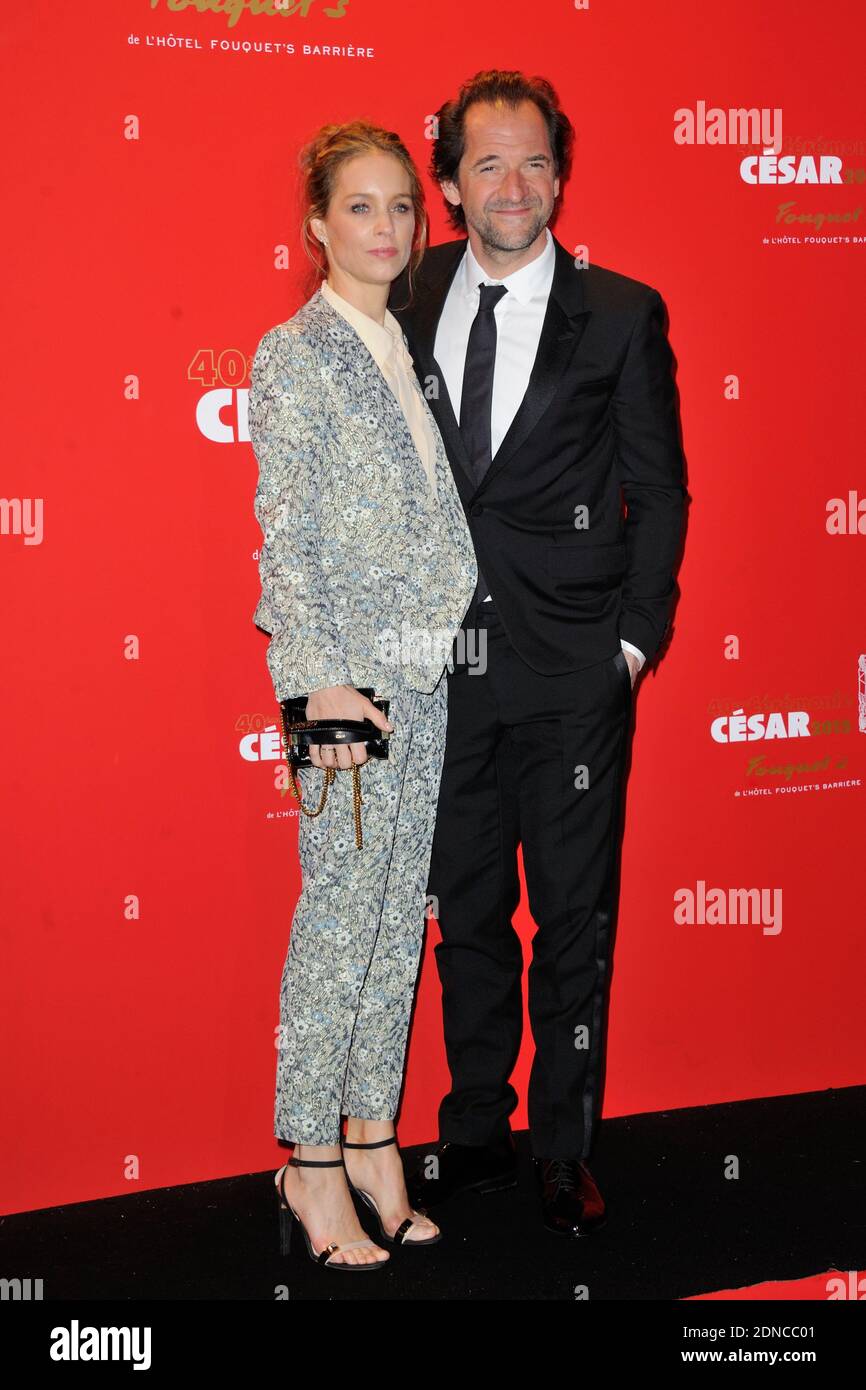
[427,600,633,1160]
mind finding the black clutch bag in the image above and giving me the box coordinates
[278,688,391,767]
[277,688,391,849]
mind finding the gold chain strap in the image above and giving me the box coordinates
[278,706,366,849]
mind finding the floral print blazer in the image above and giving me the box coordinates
[249,286,478,702]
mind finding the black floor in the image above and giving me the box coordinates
[5,1086,865,1301]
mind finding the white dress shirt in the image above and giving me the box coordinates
[433,228,645,670]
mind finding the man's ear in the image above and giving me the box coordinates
[440,179,462,210]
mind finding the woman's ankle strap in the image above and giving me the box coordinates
[341,1136,397,1149]
[288,1156,345,1167]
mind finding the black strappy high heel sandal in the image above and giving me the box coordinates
[275,1154,390,1272]
[341,1136,442,1247]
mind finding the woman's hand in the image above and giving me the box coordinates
[305,685,395,770]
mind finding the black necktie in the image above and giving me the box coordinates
[459,282,508,486]
[459,282,508,609]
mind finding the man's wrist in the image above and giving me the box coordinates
[620,638,646,671]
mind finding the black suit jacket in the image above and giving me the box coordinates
[388,232,688,672]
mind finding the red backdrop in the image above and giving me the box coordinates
[2,0,864,1215]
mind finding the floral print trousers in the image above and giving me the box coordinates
[274,672,448,1145]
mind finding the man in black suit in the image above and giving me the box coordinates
[388,69,687,1236]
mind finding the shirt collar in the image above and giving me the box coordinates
[320,279,411,370]
[461,225,554,305]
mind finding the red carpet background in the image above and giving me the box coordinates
[1,0,864,1214]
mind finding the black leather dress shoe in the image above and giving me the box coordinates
[405,1137,518,1210]
[534,1157,607,1236]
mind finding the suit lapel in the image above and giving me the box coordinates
[395,242,476,504]
[313,290,440,503]
[478,241,591,494]
[396,233,592,504]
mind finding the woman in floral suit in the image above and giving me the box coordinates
[248,120,477,1272]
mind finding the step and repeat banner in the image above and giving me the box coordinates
[2,0,863,1213]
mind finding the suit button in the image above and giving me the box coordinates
[471,503,484,516]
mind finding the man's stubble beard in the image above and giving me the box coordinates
[464,202,552,256]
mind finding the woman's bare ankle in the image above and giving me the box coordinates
[295,1141,342,1159]
[343,1117,396,1144]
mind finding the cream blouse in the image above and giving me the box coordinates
[320,279,438,500]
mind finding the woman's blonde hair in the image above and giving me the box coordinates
[298,119,428,309]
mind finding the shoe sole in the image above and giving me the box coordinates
[474,1172,519,1195]
[408,1170,518,1207]
[276,1171,389,1271]
[350,1185,444,1246]
[282,1206,390,1270]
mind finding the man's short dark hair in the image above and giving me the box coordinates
[430,69,574,232]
